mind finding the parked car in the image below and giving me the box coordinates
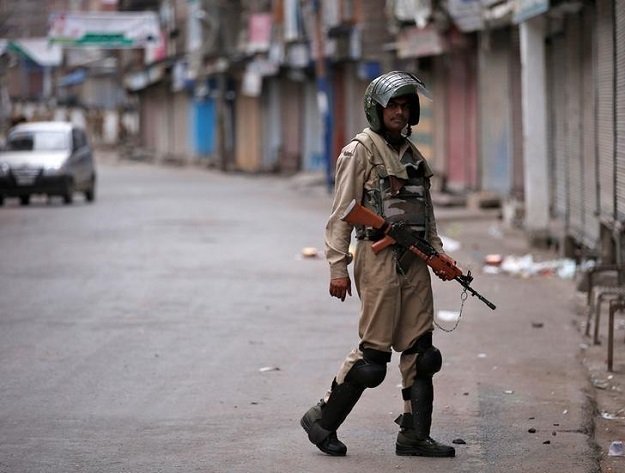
[0,121,96,206]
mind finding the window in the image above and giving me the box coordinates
[72,129,87,150]
[7,131,69,151]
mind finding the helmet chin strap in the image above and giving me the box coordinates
[382,125,412,147]
[383,131,405,148]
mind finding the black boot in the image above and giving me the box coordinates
[300,379,365,456]
[300,400,347,456]
[395,378,455,457]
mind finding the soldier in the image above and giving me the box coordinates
[301,71,457,458]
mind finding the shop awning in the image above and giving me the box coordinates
[7,38,62,67]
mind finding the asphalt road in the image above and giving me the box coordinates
[0,155,597,472]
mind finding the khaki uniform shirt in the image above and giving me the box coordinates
[325,128,444,280]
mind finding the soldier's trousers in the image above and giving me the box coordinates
[331,240,434,412]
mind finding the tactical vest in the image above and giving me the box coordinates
[353,134,429,241]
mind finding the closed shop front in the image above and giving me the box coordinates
[262,78,281,171]
[546,13,588,244]
[509,28,524,199]
[616,0,625,223]
[193,95,216,158]
[445,31,478,192]
[547,31,568,223]
[581,7,599,247]
[171,91,190,160]
[279,75,304,173]
[546,6,600,248]
[596,0,615,225]
[301,79,324,171]
[235,94,262,172]
[563,14,584,242]
[139,83,169,159]
[478,27,515,196]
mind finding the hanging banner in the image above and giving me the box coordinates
[396,25,446,58]
[48,11,160,48]
[446,0,484,32]
[247,13,273,53]
[513,0,549,23]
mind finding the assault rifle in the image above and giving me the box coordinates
[340,199,496,310]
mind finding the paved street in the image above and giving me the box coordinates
[0,153,600,472]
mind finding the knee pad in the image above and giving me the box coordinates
[345,347,391,388]
[405,332,442,377]
[416,346,442,377]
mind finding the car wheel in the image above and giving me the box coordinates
[85,176,96,202]
[63,178,74,204]
[19,195,31,206]
[0,196,4,206]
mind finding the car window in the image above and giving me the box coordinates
[7,131,69,151]
[72,129,87,149]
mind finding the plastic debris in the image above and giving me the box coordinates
[488,226,504,239]
[485,254,503,266]
[483,265,501,274]
[609,441,625,457]
[477,353,487,358]
[440,236,461,252]
[593,378,610,390]
[488,254,578,279]
[499,254,533,276]
[531,322,544,328]
[452,438,467,445]
[602,411,624,420]
[543,440,551,445]
[300,247,319,258]
[504,390,514,395]
[528,428,537,433]
[436,310,460,322]
[557,259,576,279]
[259,366,280,373]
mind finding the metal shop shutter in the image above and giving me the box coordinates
[547,33,568,222]
[510,27,524,199]
[616,0,625,222]
[479,27,513,196]
[596,0,615,222]
[581,7,600,247]
[564,14,584,241]
[446,39,478,192]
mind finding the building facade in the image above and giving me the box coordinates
[2,0,625,263]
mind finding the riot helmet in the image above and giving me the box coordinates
[363,71,430,132]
